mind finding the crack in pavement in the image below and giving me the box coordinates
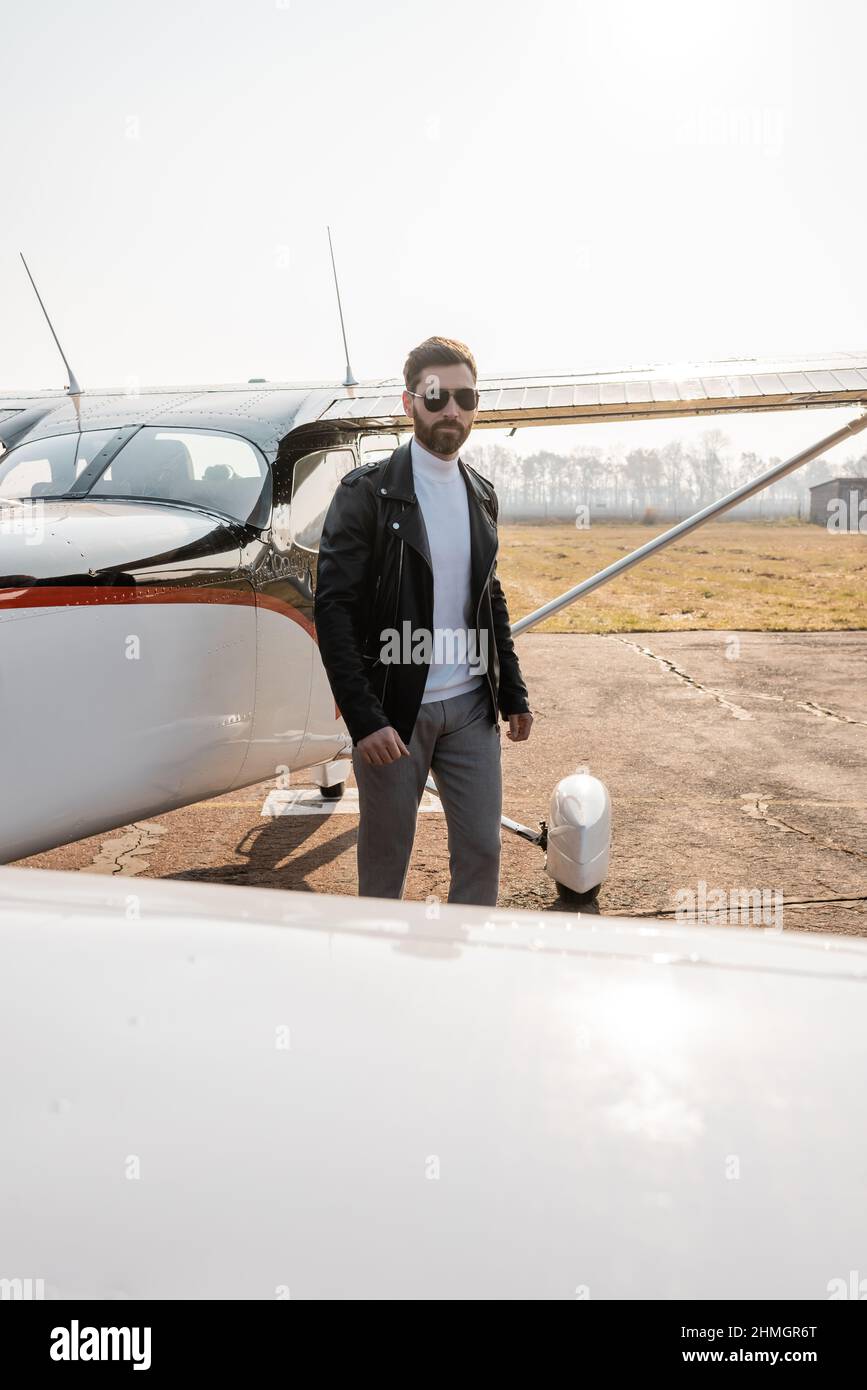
[614,638,753,720]
[627,894,867,919]
[797,700,867,727]
[88,821,168,876]
[613,639,867,728]
[741,794,867,862]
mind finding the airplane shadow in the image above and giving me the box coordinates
[167,813,358,891]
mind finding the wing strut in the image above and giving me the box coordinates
[511,410,867,635]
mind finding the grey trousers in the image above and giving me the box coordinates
[351,682,503,907]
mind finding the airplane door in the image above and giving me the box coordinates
[294,447,358,768]
[243,447,356,784]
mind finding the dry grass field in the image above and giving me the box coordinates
[498,519,867,633]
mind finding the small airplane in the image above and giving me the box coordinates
[2,257,866,1301]
[2,254,867,895]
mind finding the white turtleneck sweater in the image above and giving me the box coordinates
[410,434,485,704]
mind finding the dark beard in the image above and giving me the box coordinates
[412,408,468,456]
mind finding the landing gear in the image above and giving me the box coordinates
[545,774,611,903]
[319,782,345,801]
[310,758,351,803]
[556,879,601,906]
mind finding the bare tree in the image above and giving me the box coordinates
[660,440,685,513]
[573,449,606,510]
[689,429,730,505]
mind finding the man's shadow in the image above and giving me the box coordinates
[169,807,359,890]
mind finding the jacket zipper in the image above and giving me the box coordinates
[363,572,383,665]
[476,552,498,723]
[380,526,404,707]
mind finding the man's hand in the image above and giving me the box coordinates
[505,711,533,742]
[356,725,410,766]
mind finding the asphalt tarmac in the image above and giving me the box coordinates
[16,632,867,936]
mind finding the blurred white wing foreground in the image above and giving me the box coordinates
[1,866,865,1300]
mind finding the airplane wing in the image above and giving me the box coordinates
[1,863,865,1299]
[319,351,867,429]
[2,351,867,453]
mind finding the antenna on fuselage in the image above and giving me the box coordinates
[326,225,357,387]
[19,252,83,395]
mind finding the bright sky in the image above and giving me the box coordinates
[2,0,866,463]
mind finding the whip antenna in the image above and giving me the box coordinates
[326,226,357,387]
[19,251,83,395]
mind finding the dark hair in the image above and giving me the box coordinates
[403,336,477,394]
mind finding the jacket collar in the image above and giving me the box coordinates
[378,436,493,512]
[376,437,415,502]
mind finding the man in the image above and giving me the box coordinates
[313,335,533,906]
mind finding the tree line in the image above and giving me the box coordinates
[463,431,867,521]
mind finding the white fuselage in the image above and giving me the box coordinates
[0,500,350,862]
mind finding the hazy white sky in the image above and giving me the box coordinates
[2,0,866,463]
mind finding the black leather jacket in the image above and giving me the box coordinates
[313,439,531,747]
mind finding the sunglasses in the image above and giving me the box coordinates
[408,387,480,413]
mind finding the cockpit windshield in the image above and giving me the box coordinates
[0,426,271,527]
[0,429,121,501]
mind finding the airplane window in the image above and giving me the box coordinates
[0,429,128,500]
[360,432,404,462]
[0,433,77,499]
[289,448,356,551]
[87,427,271,526]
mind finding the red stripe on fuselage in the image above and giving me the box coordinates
[0,583,317,638]
[254,590,316,639]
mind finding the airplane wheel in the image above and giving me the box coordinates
[556,880,601,905]
[319,782,345,800]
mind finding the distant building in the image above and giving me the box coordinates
[809,477,867,529]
